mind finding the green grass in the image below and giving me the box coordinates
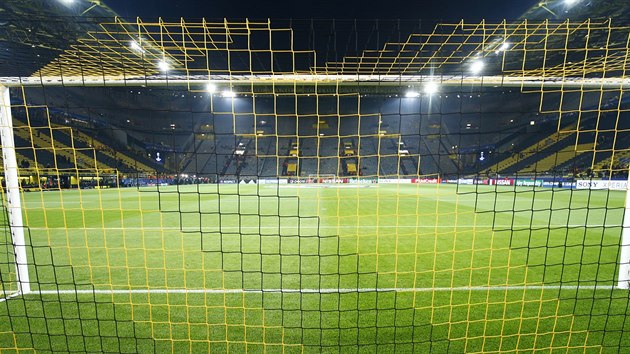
[1,184,629,353]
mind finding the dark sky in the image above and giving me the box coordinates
[105,0,537,20]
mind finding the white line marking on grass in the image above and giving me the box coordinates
[0,291,23,303]
[25,225,622,231]
[26,285,617,296]
[265,185,376,189]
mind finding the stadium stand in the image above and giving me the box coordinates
[481,124,577,175]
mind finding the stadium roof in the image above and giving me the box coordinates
[0,0,629,88]
[0,0,121,76]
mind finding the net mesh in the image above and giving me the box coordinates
[0,18,629,353]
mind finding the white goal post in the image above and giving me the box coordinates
[0,85,30,301]
[618,171,630,289]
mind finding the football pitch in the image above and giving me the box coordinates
[0,183,629,353]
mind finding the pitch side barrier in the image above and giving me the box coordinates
[575,179,628,191]
[247,177,578,188]
[125,177,630,191]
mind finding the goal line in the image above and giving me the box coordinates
[12,285,618,297]
[25,224,623,231]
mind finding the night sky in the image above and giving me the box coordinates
[105,0,537,21]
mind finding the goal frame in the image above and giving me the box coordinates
[0,85,30,302]
[0,73,629,296]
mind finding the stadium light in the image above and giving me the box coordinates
[565,0,579,5]
[130,41,144,54]
[495,42,510,54]
[405,91,421,98]
[423,81,439,95]
[206,83,217,94]
[222,90,236,98]
[470,59,485,75]
[158,60,169,72]
[59,0,75,4]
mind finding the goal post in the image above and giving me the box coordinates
[0,85,30,299]
[618,171,630,289]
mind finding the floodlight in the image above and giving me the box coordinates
[405,91,420,98]
[470,59,484,75]
[423,81,439,95]
[495,42,510,54]
[222,90,236,98]
[130,41,144,53]
[565,0,579,5]
[158,60,169,72]
[206,83,217,93]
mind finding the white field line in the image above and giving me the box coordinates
[0,291,23,303]
[23,225,622,232]
[22,199,605,206]
[23,285,617,296]
[264,185,375,189]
